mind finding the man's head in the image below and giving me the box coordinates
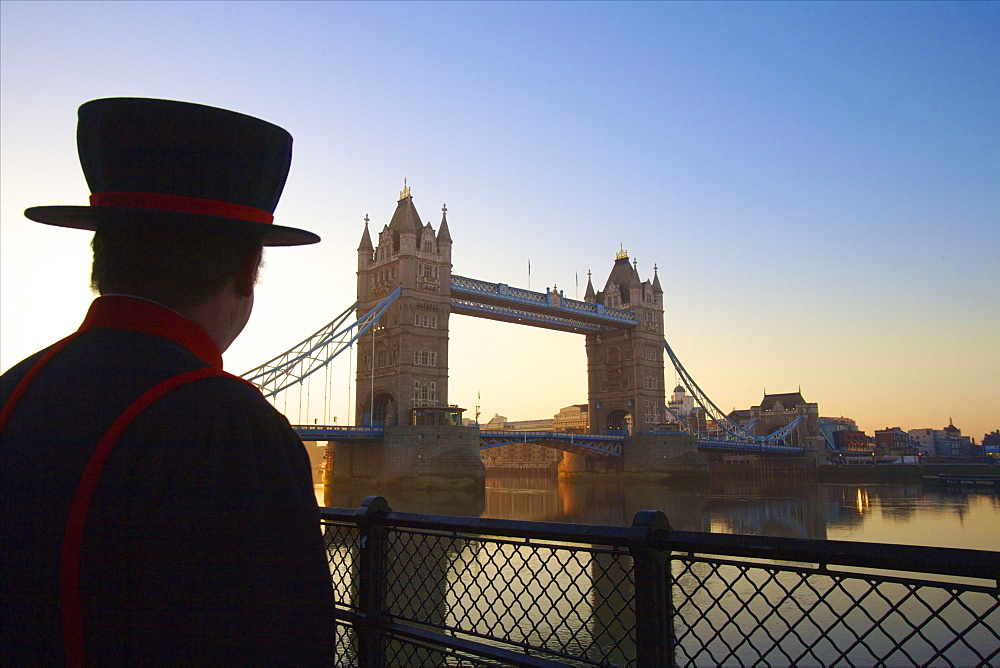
[90,222,263,310]
[24,97,321,351]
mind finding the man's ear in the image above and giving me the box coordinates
[234,247,262,298]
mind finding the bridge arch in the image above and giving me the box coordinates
[362,390,397,427]
[605,409,633,436]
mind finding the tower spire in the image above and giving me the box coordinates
[584,269,596,301]
[357,213,373,251]
[437,203,452,244]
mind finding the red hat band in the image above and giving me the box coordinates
[89,192,274,225]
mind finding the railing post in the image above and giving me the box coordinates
[356,496,391,668]
[628,509,675,668]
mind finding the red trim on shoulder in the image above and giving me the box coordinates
[80,296,223,369]
[0,333,82,433]
[60,366,241,667]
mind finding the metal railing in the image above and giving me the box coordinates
[321,497,1000,667]
[294,425,385,440]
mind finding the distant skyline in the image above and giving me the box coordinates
[2,2,997,439]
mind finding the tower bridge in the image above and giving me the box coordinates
[242,184,822,485]
[351,184,671,441]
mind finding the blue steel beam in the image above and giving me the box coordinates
[451,299,603,334]
[242,286,401,397]
[293,425,384,441]
[761,416,803,442]
[662,338,760,440]
[452,275,637,329]
[697,439,804,454]
[480,430,623,457]
[663,404,803,449]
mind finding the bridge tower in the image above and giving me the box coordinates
[355,182,453,426]
[584,247,665,436]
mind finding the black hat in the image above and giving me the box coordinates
[25,97,319,246]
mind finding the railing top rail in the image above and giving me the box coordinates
[322,506,634,546]
[657,529,1000,581]
[319,506,1000,582]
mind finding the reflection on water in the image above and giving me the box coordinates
[322,483,485,518]
[320,474,999,665]
[319,474,1000,552]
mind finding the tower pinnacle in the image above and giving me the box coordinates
[438,202,452,244]
[357,213,373,252]
[399,177,411,201]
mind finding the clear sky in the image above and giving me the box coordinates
[2,1,997,440]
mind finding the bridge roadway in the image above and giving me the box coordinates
[292,426,804,456]
[450,275,637,333]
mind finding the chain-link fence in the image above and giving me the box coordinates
[321,497,999,667]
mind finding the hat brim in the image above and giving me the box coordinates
[24,206,320,247]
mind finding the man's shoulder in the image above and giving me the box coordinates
[145,372,292,432]
[0,343,60,402]
[177,371,273,404]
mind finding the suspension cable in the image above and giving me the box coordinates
[347,343,352,426]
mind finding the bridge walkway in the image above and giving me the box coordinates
[293,425,805,456]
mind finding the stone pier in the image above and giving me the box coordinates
[326,425,485,489]
[558,432,707,482]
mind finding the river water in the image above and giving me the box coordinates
[321,473,1000,552]
[320,474,998,665]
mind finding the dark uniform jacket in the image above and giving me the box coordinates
[1,296,337,665]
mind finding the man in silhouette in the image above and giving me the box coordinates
[0,98,337,664]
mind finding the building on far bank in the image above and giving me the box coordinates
[834,430,871,452]
[818,417,858,450]
[481,414,554,432]
[908,420,977,457]
[552,404,589,432]
[983,430,1000,456]
[874,427,917,457]
[667,385,695,423]
[728,391,820,447]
